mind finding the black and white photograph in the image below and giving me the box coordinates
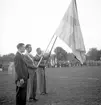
[0,0,101,105]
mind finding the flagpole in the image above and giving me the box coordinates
[36,34,57,67]
[45,36,58,65]
[49,36,58,55]
[44,33,56,52]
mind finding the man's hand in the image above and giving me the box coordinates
[16,79,24,87]
[33,63,38,69]
[20,79,24,85]
[16,81,21,87]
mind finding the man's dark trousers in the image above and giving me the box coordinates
[16,82,27,105]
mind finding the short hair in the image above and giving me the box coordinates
[17,43,24,49]
[25,44,31,49]
[36,48,41,52]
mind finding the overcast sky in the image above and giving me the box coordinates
[0,0,101,55]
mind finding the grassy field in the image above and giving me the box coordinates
[0,66,101,105]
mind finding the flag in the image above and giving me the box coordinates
[55,0,86,64]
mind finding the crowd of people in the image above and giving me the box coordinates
[14,43,49,105]
[49,58,101,68]
[51,60,101,68]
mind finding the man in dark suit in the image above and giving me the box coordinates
[14,43,29,105]
[24,44,38,102]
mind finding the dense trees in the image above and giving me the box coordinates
[54,47,68,61]
[0,53,15,63]
[86,48,101,61]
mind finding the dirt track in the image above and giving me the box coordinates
[0,67,101,105]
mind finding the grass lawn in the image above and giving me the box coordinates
[0,66,101,105]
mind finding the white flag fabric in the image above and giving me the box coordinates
[55,0,86,64]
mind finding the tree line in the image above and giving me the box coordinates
[0,47,101,65]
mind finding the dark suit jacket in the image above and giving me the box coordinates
[14,52,29,83]
[24,54,37,75]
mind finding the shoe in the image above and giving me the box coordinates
[27,99,33,102]
[33,98,38,102]
[41,92,48,95]
[44,92,48,94]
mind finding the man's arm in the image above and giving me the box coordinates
[24,55,37,69]
[14,56,25,83]
[43,53,50,60]
[34,55,46,68]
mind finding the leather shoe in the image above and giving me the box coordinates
[41,92,48,95]
[33,98,38,102]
